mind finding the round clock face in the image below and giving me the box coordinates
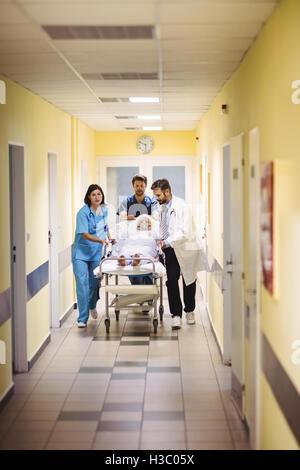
[137,135,154,154]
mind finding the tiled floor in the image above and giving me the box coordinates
[0,277,250,450]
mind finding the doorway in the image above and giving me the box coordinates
[201,154,208,308]
[222,143,232,366]
[96,155,193,213]
[248,127,261,449]
[223,135,245,417]
[48,152,59,328]
[9,143,27,372]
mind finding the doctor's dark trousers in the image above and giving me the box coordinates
[163,247,196,317]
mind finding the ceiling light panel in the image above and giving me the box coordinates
[129,97,159,103]
[137,115,161,120]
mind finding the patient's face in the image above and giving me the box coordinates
[137,217,152,231]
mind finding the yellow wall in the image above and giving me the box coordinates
[95,131,196,157]
[261,373,298,450]
[0,75,95,397]
[195,0,300,449]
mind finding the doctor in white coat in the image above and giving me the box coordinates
[151,178,198,329]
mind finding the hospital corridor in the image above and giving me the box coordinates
[0,0,300,452]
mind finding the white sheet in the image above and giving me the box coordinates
[94,259,166,278]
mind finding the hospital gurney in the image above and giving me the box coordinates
[94,257,166,334]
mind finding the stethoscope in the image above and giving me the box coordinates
[89,206,107,232]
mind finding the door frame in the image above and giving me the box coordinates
[248,127,261,449]
[96,155,194,207]
[222,142,232,366]
[48,152,60,328]
[229,132,245,418]
[201,154,208,308]
[9,142,27,372]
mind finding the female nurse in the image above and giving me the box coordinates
[72,184,110,328]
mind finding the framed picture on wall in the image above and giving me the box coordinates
[260,161,274,295]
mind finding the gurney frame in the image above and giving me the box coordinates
[98,257,164,334]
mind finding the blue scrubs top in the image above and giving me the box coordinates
[118,195,158,217]
[72,204,108,261]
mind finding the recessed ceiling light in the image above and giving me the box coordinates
[143,126,162,131]
[129,97,160,103]
[138,115,161,120]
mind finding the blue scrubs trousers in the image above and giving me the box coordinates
[73,259,100,324]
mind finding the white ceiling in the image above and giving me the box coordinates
[0,0,279,131]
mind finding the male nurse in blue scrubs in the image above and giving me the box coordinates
[118,174,158,285]
[72,184,110,328]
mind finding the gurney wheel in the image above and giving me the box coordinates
[159,305,164,321]
[115,310,120,321]
[153,318,158,334]
[105,318,110,334]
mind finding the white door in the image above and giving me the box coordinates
[96,155,193,212]
[230,133,245,417]
[201,155,208,307]
[48,153,60,328]
[9,143,27,372]
[222,144,232,366]
[248,127,261,449]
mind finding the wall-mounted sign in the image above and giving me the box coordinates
[260,161,274,295]
[0,80,6,104]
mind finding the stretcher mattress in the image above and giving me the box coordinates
[93,260,166,278]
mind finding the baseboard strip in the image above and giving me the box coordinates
[59,303,76,327]
[27,333,51,370]
[0,382,14,412]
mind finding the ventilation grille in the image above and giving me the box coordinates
[42,25,155,40]
[83,72,158,81]
[115,115,137,119]
[124,127,142,130]
[99,97,130,103]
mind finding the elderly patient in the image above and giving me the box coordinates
[113,215,159,285]
[115,214,159,266]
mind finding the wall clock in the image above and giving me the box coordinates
[136,135,154,154]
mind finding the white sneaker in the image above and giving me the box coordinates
[77,321,87,328]
[171,316,182,330]
[90,308,98,319]
[186,311,195,325]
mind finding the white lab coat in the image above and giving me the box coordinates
[160,195,210,286]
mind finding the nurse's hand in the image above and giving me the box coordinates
[101,240,110,247]
[109,238,116,245]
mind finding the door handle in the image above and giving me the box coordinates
[246,288,257,295]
